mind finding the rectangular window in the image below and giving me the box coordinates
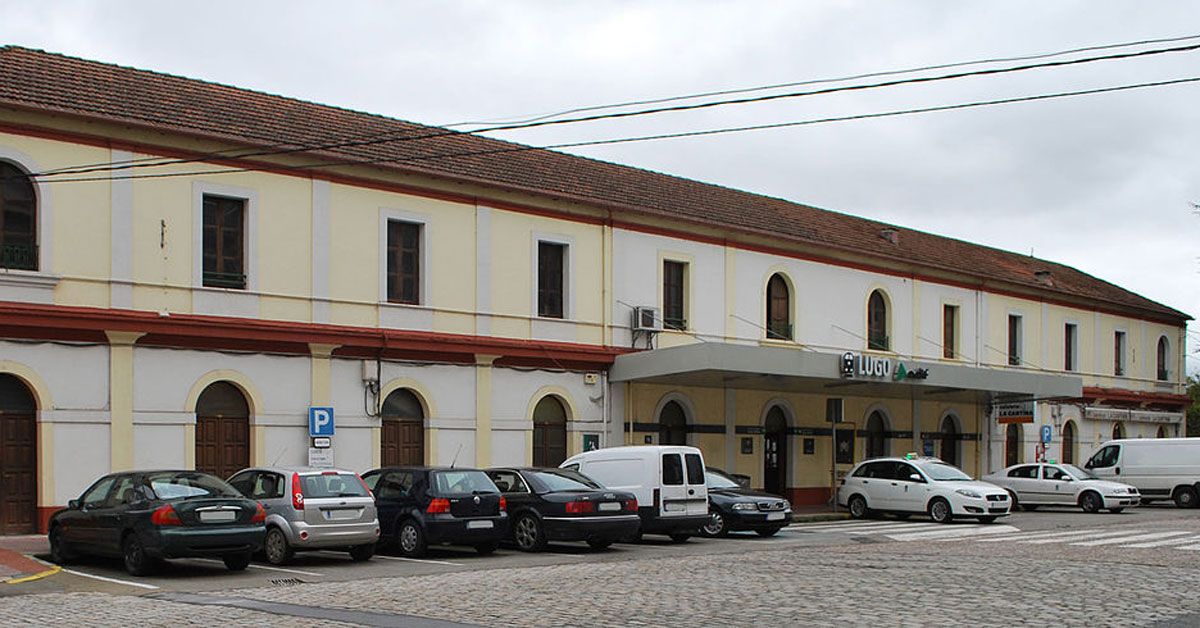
[662,260,687,330]
[1064,323,1078,372]
[1007,315,1022,366]
[1114,331,1126,376]
[661,454,684,486]
[202,194,246,289]
[537,241,565,318]
[684,453,704,485]
[386,220,421,304]
[942,305,958,359]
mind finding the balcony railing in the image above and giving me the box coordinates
[1158,368,1170,382]
[867,333,889,351]
[766,322,793,341]
[202,270,246,290]
[663,316,688,331]
[0,242,37,271]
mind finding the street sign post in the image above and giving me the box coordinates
[309,407,335,437]
[1041,425,1052,444]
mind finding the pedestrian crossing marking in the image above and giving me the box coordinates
[1069,531,1194,547]
[889,525,1019,541]
[1020,529,1148,545]
[1123,534,1200,549]
[973,528,1103,543]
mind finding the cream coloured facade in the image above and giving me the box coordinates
[0,48,1189,532]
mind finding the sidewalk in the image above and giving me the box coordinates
[0,535,51,583]
[790,504,849,523]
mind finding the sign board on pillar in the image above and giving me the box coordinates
[308,447,334,469]
[309,407,335,437]
[1041,425,1052,444]
[583,434,600,451]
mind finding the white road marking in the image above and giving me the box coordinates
[894,525,1020,541]
[1070,531,1195,547]
[188,558,324,577]
[975,528,1102,543]
[60,568,159,590]
[843,523,946,534]
[1177,544,1200,551]
[370,554,463,566]
[1021,529,1148,545]
[1123,534,1200,549]
[790,521,902,531]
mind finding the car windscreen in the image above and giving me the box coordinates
[528,469,601,492]
[301,473,369,498]
[1061,464,1096,480]
[705,470,740,489]
[431,470,498,496]
[915,462,973,481]
[146,472,243,500]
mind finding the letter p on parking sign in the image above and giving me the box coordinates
[309,407,335,437]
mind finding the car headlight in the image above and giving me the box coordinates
[782,500,791,510]
[955,489,982,499]
[731,502,758,511]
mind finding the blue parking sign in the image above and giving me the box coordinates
[1040,425,1052,444]
[309,407,335,437]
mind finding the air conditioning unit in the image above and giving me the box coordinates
[632,306,662,332]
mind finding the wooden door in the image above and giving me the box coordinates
[382,418,424,466]
[0,413,37,534]
[764,408,788,497]
[195,415,249,480]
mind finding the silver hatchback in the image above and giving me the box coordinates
[228,467,380,564]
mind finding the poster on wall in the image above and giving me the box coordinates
[835,429,854,465]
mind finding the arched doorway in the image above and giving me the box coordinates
[1005,423,1022,467]
[532,396,568,467]
[865,411,888,459]
[658,400,687,446]
[382,388,425,466]
[939,415,959,467]
[194,381,250,480]
[0,374,37,534]
[763,406,788,497]
[1112,422,1125,440]
[1061,421,1076,464]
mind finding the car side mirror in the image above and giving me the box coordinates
[1062,476,1074,482]
[909,474,923,482]
[68,499,80,510]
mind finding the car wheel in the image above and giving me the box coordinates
[668,533,691,543]
[397,519,427,558]
[1006,490,1019,511]
[1080,491,1102,514]
[122,533,157,576]
[223,552,252,571]
[513,514,547,552]
[1173,486,1198,509]
[755,528,782,538]
[474,541,499,555]
[263,527,294,565]
[48,526,76,565]
[848,495,870,520]
[348,543,375,562]
[977,516,998,524]
[586,539,613,550]
[700,509,728,538]
[928,498,953,524]
[1108,508,1125,514]
[1021,504,1039,512]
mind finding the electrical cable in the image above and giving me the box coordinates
[26,75,1200,185]
[19,41,1200,181]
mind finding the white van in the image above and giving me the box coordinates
[561,445,710,542]
[1083,438,1200,508]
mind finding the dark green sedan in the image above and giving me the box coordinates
[48,470,266,575]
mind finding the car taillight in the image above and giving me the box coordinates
[250,502,266,524]
[622,498,638,512]
[356,474,373,498]
[565,500,595,514]
[292,472,304,511]
[151,504,182,526]
[427,498,451,514]
[499,496,507,512]
[653,488,661,511]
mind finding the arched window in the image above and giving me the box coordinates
[867,290,889,351]
[1157,336,1170,381]
[1005,423,1022,467]
[1112,422,1125,440]
[0,374,37,534]
[865,411,888,458]
[532,396,568,467]
[382,388,425,466]
[766,274,792,340]
[0,162,38,271]
[195,381,250,479]
[939,415,959,467]
[1061,420,1076,465]
[658,400,687,446]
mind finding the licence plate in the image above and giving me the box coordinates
[199,510,237,523]
[766,512,785,521]
[466,520,493,529]
[598,502,620,512]
[323,508,361,521]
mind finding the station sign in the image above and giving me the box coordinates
[839,353,929,381]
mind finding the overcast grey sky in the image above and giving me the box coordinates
[2,1,1198,371]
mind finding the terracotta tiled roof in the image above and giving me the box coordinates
[0,46,1188,322]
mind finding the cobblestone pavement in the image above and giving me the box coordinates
[0,591,357,626]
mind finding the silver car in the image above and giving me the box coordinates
[228,467,379,564]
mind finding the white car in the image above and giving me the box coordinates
[837,457,1011,523]
[982,462,1140,514]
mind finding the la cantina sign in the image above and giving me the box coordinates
[840,353,929,381]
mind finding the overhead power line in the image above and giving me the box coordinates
[22,40,1200,182]
[30,75,1200,185]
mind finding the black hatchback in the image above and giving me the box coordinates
[487,467,640,552]
[362,466,507,558]
[700,467,792,538]
[48,470,266,575]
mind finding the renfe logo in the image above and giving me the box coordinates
[309,406,335,437]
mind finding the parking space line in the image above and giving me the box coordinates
[1020,529,1147,545]
[371,555,463,566]
[189,558,324,577]
[1123,534,1200,549]
[1070,531,1194,547]
[60,567,159,590]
